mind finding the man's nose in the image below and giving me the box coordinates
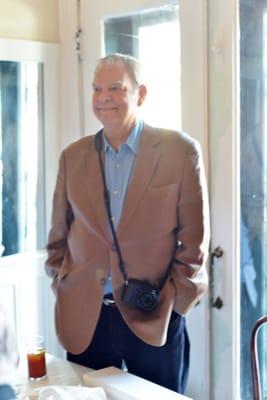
[98,89,112,102]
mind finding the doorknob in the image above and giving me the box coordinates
[210,246,224,309]
[212,296,223,309]
[211,246,224,261]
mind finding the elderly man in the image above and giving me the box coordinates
[46,53,210,394]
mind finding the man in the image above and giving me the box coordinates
[46,53,210,394]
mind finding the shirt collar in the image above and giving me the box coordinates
[103,120,143,154]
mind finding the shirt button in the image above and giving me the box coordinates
[113,190,119,195]
[116,163,120,168]
[111,243,116,251]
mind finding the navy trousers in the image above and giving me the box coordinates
[67,302,190,394]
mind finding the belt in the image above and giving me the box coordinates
[103,293,116,307]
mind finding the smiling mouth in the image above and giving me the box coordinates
[97,107,117,111]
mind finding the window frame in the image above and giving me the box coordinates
[0,38,59,265]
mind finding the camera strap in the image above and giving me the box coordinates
[94,130,175,292]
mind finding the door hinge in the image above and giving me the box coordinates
[74,28,83,60]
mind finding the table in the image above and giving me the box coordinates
[15,353,93,399]
[15,353,192,400]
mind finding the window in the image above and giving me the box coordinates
[0,61,45,256]
[0,39,59,261]
[240,1,267,398]
[104,6,181,130]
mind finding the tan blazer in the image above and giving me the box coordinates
[46,124,210,354]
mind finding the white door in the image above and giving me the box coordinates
[78,1,209,399]
[222,1,267,400]
[208,1,239,399]
[57,1,267,398]
[208,1,267,399]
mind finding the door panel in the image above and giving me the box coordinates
[208,1,239,399]
[240,0,267,398]
[80,1,209,399]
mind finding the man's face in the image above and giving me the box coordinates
[92,63,144,131]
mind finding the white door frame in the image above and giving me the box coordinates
[208,1,240,399]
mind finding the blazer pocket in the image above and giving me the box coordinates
[148,183,178,195]
[146,183,178,213]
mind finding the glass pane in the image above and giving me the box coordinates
[104,5,181,131]
[240,1,267,398]
[0,61,45,256]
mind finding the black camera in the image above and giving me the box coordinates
[121,278,159,312]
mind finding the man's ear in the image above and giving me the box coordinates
[137,84,147,106]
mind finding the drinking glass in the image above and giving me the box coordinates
[26,335,47,380]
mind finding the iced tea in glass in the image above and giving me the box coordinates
[26,336,47,380]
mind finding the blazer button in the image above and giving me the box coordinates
[111,243,116,251]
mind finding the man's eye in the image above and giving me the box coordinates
[93,86,101,93]
[109,86,121,92]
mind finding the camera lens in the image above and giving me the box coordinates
[137,290,157,311]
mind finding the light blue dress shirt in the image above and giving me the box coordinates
[103,120,143,294]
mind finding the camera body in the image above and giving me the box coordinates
[121,278,158,312]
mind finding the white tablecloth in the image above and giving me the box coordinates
[14,353,192,400]
[15,353,93,399]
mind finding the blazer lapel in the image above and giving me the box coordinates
[85,137,110,242]
[117,125,161,236]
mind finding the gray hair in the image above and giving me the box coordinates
[94,53,144,88]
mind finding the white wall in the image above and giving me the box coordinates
[0,0,59,43]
